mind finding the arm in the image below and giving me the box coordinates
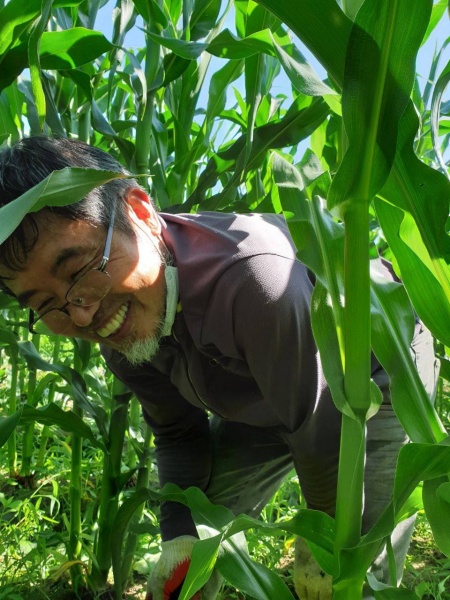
[101,349,212,540]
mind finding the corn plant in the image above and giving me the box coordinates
[0,0,449,598]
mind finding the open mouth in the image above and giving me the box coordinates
[96,302,129,338]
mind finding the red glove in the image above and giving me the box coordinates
[146,536,204,600]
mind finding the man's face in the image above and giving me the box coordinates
[0,190,167,361]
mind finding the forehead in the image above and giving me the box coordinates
[0,212,101,279]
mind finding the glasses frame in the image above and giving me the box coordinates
[28,201,117,335]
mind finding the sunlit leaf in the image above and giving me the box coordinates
[179,534,222,600]
[0,0,83,60]
[0,167,129,244]
[328,0,431,217]
[430,58,450,177]
[190,0,222,41]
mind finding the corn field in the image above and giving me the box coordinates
[0,0,450,598]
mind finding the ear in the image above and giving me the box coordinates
[124,187,161,235]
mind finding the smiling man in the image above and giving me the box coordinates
[0,137,439,600]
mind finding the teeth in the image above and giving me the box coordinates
[97,304,128,338]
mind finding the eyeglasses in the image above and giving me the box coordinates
[28,201,117,335]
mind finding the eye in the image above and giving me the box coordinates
[36,297,56,314]
[70,265,88,282]
[68,249,103,282]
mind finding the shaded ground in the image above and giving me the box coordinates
[7,540,450,600]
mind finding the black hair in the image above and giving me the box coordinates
[0,136,141,274]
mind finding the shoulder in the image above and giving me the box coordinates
[160,211,298,261]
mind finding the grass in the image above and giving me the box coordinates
[1,466,449,599]
[405,513,450,599]
[1,353,448,599]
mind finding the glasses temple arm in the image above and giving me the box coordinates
[99,200,117,271]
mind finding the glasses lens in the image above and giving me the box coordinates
[67,269,111,306]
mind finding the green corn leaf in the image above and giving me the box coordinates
[150,25,340,102]
[165,0,182,26]
[167,487,295,600]
[73,338,92,373]
[0,29,113,92]
[370,267,446,444]
[270,33,336,97]
[111,487,160,599]
[421,0,448,46]
[216,540,295,600]
[310,283,347,415]
[374,590,419,599]
[254,0,351,85]
[340,0,364,20]
[423,475,450,557]
[62,67,92,100]
[367,571,420,598]
[0,327,20,355]
[430,59,450,177]
[0,408,22,448]
[0,87,22,140]
[28,0,54,130]
[188,97,328,210]
[189,0,222,41]
[179,534,222,600]
[162,59,243,206]
[20,402,101,446]
[275,153,447,442]
[0,167,129,244]
[439,357,450,381]
[257,0,450,351]
[0,402,100,449]
[0,0,83,61]
[374,193,450,348]
[437,481,450,503]
[30,372,60,405]
[208,28,274,59]
[18,341,109,439]
[395,446,450,559]
[161,484,334,578]
[334,444,450,587]
[130,0,150,22]
[73,0,106,29]
[328,0,431,218]
[147,32,207,60]
[41,28,113,68]
[223,509,335,577]
[243,2,279,171]
[148,0,168,30]
[205,58,244,122]
[162,53,193,86]
[362,443,450,551]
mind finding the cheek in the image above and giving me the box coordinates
[120,262,163,292]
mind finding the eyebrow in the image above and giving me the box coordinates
[15,245,93,307]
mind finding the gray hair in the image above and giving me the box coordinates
[0,136,142,273]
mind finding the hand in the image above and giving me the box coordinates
[146,536,220,600]
[294,537,332,600]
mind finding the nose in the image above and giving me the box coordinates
[65,302,100,328]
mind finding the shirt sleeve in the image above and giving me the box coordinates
[101,349,212,540]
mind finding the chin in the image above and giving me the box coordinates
[120,335,162,366]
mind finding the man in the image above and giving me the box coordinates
[0,137,438,599]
